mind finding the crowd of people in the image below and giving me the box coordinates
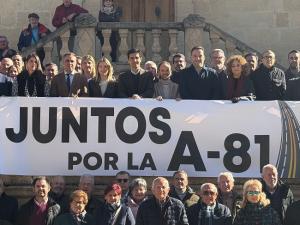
[1,0,300,100]
[0,164,298,225]
[1,46,300,101]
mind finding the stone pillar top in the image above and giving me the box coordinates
[183,14,206,28]
[75,13,97,27]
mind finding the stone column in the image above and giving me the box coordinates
[225,40,236,56]
[168,29,179,62]
[135,29,146,62]
[209,31,221,50]
[101,29,112,61]
[183,14,206,63]
[75,27,96,57]
[151,29,162,62]
[118,29,129,63]
[60,30,71,65]
[43,41,53,65]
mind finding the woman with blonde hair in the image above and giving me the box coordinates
[234,179,281,225]
[88,57,117,97]
[221,55,254,101]
[81,55,96,81]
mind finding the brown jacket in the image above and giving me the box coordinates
[50,72,88,97]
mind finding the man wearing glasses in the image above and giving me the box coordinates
[187,183,232,225]
[115,171,130,197]
[251,50,286,100]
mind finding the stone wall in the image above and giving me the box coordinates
[2,0,299,66]
[175,0,300,66]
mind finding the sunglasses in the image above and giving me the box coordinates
[117,179,128,183]
[247,191,260,196]
[203,191,216,196]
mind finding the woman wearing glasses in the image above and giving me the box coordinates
[234,179,281,225]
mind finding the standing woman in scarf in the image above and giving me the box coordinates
[95,183,135,225]
[17,53,45,97]
[234,179,281,225]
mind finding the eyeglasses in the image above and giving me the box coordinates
[202,191,216,196]
[247,191,260,196]
[117,179,128,183]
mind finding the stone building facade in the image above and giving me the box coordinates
[1,0,299,66]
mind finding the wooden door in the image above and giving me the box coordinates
[114,0,174,22]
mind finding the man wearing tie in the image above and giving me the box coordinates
[50,52,88,97]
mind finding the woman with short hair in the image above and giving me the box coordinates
[54,190,95,225]
[95,183,135,225]
[124,178,148,219]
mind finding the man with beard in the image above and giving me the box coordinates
[171,53,187,84]
[16,176,60,225]
[49,176,69,213]
[285,50,300,82]
[261,164,293,222]
[284,50,300,100]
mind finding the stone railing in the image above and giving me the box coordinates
[20,13,286,70]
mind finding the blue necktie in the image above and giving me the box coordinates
[66,74,71,93]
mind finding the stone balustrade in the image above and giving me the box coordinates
[20,13,286,70]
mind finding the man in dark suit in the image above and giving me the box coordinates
[50,52,88,97]
[118,48,154,99]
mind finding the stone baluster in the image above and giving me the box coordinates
[209,31,220,50]
[225,40,236,56]
[151,29,162,62]
[168,29,179,62]
[60,30,71,65]
[75,27,96,57]
[118,29,129,63]
[135,29,146,62]
[183,14,206,63]
[43,41,53,65]
[102,29,112,61]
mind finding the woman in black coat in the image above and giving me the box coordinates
[88,57,117,98]
[17,53,45,97]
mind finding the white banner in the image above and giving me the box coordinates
[0,97,299,178]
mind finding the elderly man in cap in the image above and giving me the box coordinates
[17,13,51,64]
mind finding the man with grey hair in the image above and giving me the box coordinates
[78,174,104,217]
[0,57,13,96]
[210,49,226,75]
[136,177,189,225]
[187,183,231,225]
[261,164,293,222]
[169,170,199,209]
[144,60,158,81]
[251,49,286,100]
[49,176,69,213]
[0,176,18,225]
[217,172,241,219]
[0,36,16,60]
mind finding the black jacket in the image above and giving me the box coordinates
[179,65,220,100]
[17,70,45,97]
[16,197,60,225]
[117,69,154,98]
[88,79,118,98]
[261,179,293,221]
[0,192,18,224]
[53,212,95,225]
[251,64,286,100]
[187,201,232,225]
[284,200,300,225]
[136,196,189,225]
